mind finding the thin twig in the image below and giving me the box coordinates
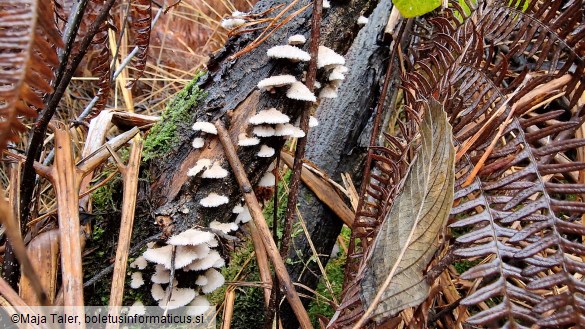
[107,136,143,329]
[214,120,313,329]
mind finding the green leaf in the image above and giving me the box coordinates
[360,99,455,322]
[393,0,442,18]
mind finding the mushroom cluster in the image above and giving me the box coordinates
[129,228,224,313]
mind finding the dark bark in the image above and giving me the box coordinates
[145,1,375,234]
[278,1,395,327]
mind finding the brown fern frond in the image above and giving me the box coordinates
[0,0,63,151]
[88,3,111,115]
[126,0,152,87]
[333,0,585,327]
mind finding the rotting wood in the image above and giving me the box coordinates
[107,136,144,329]
[215,120,313,329]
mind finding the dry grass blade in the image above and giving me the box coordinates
[20,229,59,305]
[246,220,273,306]
[280,152,354,227]
[48,123,85,324]
[107,136,143,328]
[0,188,49,305]
[356,100,455,327]
[0,0,63,151]
[222,287,237,329]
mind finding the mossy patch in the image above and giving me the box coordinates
[143,72,207,161]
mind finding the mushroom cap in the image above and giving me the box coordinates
[221,18,246,29]
[128,301,146,316]
[249,108,290,125]
[286,81,317,102]
[329,70,345,81]
[186,296,211,316]
[213,258,226,268]
[201,162,229,179]
[274,123,296,136]
[195,275,208,286]
[159,287,197,310]
[235,206,252,224]
[201,268,225,294]
[253,125,276,137]
[257,75,297,90]
[357,16,368,25]
[200,192,229,207]
[257,145,275,158]
[238,133,260,146]
[187,158,212,177]
[258,172,276,187]
[323,0,331,8]
[319,85,338,99]
[192,137,205,149]
[232,204,244,214]
[167,229,215,246]
[232,10,247,17]
[210,220,239,234]
[317,46,345,69]
[309,116,319,128]
[185,250,223,272]
[151,264,171,284]
[130,272,144,289]
[143,245,204,269]
[267,45,311,61]
[288,34,306,45]
[192,121,217,134]
[130,256,148,270]
[151,283,166,301]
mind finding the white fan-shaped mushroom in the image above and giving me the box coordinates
[186,296,211,316]
[192,137,205,149]
[210,220,238,234]
[151,283,165,301]
[221,18,246,29]
[128,300,146,316]
[319,85,338,99]
[130,256,147,270]
[238,133,260,146]
[130,272,144,289]
[249,108,290,125]
[186,250,223,272]
[151,264,171,284]
[192,121,217,134]
[167,229,215,246]
[267,45,311,62]
[309,116,319,127]
[257,75,297,90]
[195,275,208,286]
[258,172,275,187]
[201,268,225,294]
[202,162,229,179]
[317,46,345,69]
[158,287,197,310]
[236,205,252,224]
[253,125,276,137]
[187,158,212,177]
[287,81,317,102]
[200,193,229,207]
[357,16,368,25]
[257,145,275,157]
[288,34,306,45]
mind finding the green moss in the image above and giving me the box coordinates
[308,225,351,326]
[453,258,481,274]
[143,72,207,161]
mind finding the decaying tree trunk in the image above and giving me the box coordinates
[278,1,395,327]
[145,0,377,233]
